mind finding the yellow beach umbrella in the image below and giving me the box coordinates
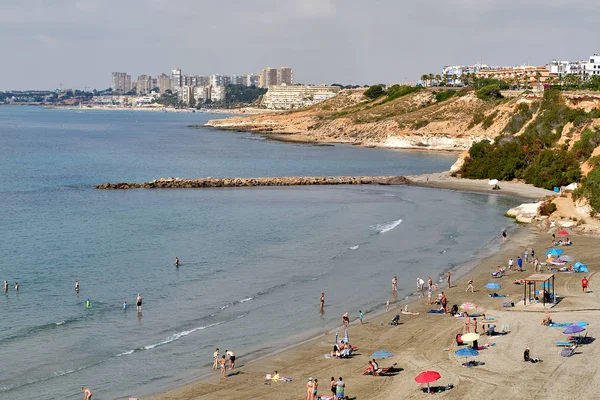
[461,333,480,342]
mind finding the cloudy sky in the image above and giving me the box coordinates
[0,0,598,90]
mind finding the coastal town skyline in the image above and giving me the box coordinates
[1,0,599,90]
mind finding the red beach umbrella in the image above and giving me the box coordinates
[415,370,441,393]
[557,230,569,235]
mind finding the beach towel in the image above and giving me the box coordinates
[556,341,574,346]
[488,294,506,298]
[428,309,444,314]
[265,374,291,382]
[548,322,588,328]
[317,397,333,400]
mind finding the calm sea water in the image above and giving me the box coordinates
[0,107,519,399]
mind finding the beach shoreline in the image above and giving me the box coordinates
[144,181,563,400]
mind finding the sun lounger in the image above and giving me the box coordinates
[548,322,588,328]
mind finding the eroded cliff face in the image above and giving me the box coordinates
[206,89,600,152]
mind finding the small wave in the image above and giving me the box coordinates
[349,245,359,250]
[372,218,403,234]
[116,349,135,357]
[220,304,230,310]
[55,321,66,325]
[144,321,225,350]
[239,297,253,303]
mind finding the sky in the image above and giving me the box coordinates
[0,0,599,90]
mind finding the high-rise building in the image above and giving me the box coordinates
[278,67,293,85]
[244,74,259,87]
[157,73,170,93]
[259,67,279,88]
[170,68,182,92]
[231,75,245,85]
[137,74,152,95]
[211,86,226,102]
[211,74,231,87]
[111,72,132,93]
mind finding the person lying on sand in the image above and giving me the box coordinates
[362,361,376,375]
[541,314,553,326]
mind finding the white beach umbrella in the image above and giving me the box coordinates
[488,179,499,186]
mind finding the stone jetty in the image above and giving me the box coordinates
[96,175,411,189]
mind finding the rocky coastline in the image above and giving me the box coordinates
[95,175,411,189]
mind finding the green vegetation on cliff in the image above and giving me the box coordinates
[460,89,599,189]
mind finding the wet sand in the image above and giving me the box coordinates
[148,219,600,400]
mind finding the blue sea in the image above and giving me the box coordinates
[0,107,520,399]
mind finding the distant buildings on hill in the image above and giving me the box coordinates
[438,53,599,87]
[110,66,294,106]
[261,84,340,110]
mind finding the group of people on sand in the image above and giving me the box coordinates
[3,281,19,293]
[551,234,572,246]
[212,348,236,378]
[307,377,345,400]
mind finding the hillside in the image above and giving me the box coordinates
[206,87,600,151]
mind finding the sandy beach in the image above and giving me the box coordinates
[148,186,600,400]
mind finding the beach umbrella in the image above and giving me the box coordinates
[558,255,574,262]
[461,333,480,342]
[461,302,478,311]
[485,283,501,289]
[563,324,586,335]
[455,347,479,364]
[415,370,441,393]
[371,350,393,359]
[488,179,498,186]
[550,260,566,265]
[557,230,569,235]
[343,330,349,343]
[548,248,564,257]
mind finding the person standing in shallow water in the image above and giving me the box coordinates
[3,281,8,293]
[136,293,143,312]
[75,280,79,294]
[212,348,220,369]
[320,292,325,313]
[81,386,92,400]
[502,230,507,242]
[447,271,451,288]
[392,276,398,291]
[175,257,179,268]
[220,355,227,377]
[15,282,19,292]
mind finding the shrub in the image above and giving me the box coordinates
[363,85,384,99]
[385,85,420,102]
[577,166,600,213]
[468,110,485,129]
[411,120,429,130]
[522,149,581,190]
[503,102,535,134]
[435,90,456,103]
[482,111,498,130]
[571,128,600,161]
[538,200,557,216]
[476,84,504,101]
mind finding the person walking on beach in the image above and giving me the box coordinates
[582,277,589,293]
[391,276,398,291]
[385,300,390,312]
[212,348,220,369]
[82,386,92,400]
[359,310,364,324]
[306,378,314,400]
[517,256,523,272]
[225,349,235,369]
[524,249,529,263]
[220,355,227,377]
[175,257,179,268]
[342,312,349,329]
[466,277,474,293]
[552,234,556,245]
[417,277,425,297]
[136,293,143,312]
[508,258,514,271]
[335,377,345,400]
[320,292,325,313]
[533,257,540,272]
[441,292,447,313]
[447,271,451,288]
[75,280,79,294]
[427,276,433,290]
[531,248,535,260]
[313,378,319,399]
[502,230,507,242]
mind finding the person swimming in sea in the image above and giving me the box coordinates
[85,298,91,308]
[75,280,79,294]
[15,282,19,292]
[175,257,179,268]
[3,281,8,293]
[123,301,127,310]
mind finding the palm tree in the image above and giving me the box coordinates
[451,74,458,86]
[435,75,442,86]
[428,74,435,87]
[535,71,542,91]
[420,74,428,87]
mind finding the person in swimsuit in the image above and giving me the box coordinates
[447,271,451,288]
[175,257,179,268]
[466,277,474,293]
[464,313,470,333]
[136,293,142,312]
[225,349,235,369]
[342,312,349,329]
[123,301,127,310]
[392,276,398,291]
[320,292,325,313]
[330,377,337,397]
[313,378,318,398]
[385,300,390,312]
[582,277,589,293]
[441,292,447,313]
[359,310,363,324]
[220,355,227,377]
[502,230,507,242]
[213,348,220,369]
[14,282,19,292]
[306,378,314,400]
[82,386,92,400]
[3,281,8,293]
[427,276,433,290]
[75,280,79,294]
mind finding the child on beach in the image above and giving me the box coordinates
[385,300,390,312]
[359,310,364,324]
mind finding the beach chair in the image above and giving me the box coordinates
[501,324,510,333]
[561,344,577,357]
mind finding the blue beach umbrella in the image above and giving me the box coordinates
[485,283,501,289]
[371,350,393,359]
[455,348,479,357]
[547,248,564,257]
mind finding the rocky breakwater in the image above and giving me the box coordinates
[96,175,411,189]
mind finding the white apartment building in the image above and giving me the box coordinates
[261,84,340,110]
[548,54,600,78]
[195,86,211,102]
[170,68,182,92]
[210,86,226,102]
